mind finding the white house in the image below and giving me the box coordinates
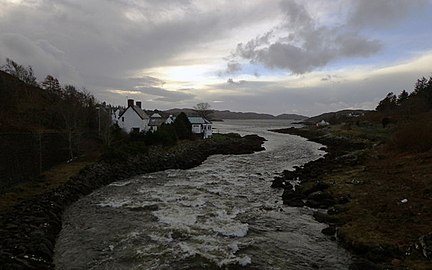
[188,116,212,139]
[118,99,150,133]
[111,109,120,125]
[165,115,175,125]
[148,112,164,132]
[316,120,330,127]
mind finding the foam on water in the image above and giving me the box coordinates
[96,197,131,208]
[108,180,133,187]
[54,120,353,270]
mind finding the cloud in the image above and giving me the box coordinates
[225,61,242,74]
[348,0,428,29]
[227,78,247,85]
[231,0,382,74]
[132,86,195,102]
[0,33,82,85]
[0,0,275,90]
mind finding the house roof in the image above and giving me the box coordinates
[150,113,162,118]
[188,116,212,124]
[149,117,164,126]
[118,105,149,120]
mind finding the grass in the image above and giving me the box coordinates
[390,120,432,153]
[312,120,432,268]
[0,157,97,214]
[329,122,395,144]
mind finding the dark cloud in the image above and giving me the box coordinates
[226,61,242,74]
[0,0,274,91]
[0,33,82,84]
[348,0,428,29]
[232,1,382,74]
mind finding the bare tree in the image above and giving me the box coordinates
[58,85,89,160]
[98,105,115,146]
[193,102,213,119]
[1,58,38,87]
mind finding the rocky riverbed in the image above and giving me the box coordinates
[0,134,265,269]
[271,126,432,270]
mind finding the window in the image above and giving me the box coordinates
[132,128,140,132]
[122,117,124,122]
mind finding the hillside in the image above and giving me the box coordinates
[303,109,372,125]
[0,69,101,192]
[0,70,98,132]
[0,70,52,131]
[164,108,307,120]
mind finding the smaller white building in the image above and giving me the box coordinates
[316,120,330,127]
[118,99,150,133]
[188,116,212,139]
[148,112,164,132]
[111,109,120,125]
[165,115,175,125]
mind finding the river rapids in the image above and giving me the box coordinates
[54,120,352,269]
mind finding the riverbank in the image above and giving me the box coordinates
[0,134,265,269]
[271,125,432,270]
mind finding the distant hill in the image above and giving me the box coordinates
[163,108,307,120]
[304,109,372,124]
[275,113,308,120]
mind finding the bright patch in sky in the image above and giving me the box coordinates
[0,0,431,116]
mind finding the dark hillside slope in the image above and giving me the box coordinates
[0,70,54,131]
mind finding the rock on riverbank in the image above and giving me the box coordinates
[271,126,432,269]
[0,134,265,269]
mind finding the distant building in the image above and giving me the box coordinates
[165,115,175,125]
[118,99,150,133]
[188,116,212,139]
[111,109,120,125]
[148,112,164,132]
[316,120,330,127]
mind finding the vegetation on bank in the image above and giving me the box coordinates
[0,58,229,213]
[273,75,432,269]
[0,58,209,192]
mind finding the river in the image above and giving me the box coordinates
[54,119,352,269]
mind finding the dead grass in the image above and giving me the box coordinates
[327,145,432,267]
[330,123,394,144]
[0,158,95,214]
[390,120,432,153]
[310,119,432,268]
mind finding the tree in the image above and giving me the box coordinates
[42,75,61,94]
[173,112,193,140]
[193,102,213,119]
[397,90,409,105]
[376,92,397,112]
[56,85,97,160]
[1,58,38,86]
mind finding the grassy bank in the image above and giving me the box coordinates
[272,118,432,269]
[0,133,265,269]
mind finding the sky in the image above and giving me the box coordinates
[1,0,431,116]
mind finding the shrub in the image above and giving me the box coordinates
[390,120,432,153]
[144,124,178,147]
[101,141,148,162]
[173,112,193,140]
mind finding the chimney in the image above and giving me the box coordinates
[136,101,142,109]
[127,99,134,107]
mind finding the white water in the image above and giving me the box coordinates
[54,120,352,269]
